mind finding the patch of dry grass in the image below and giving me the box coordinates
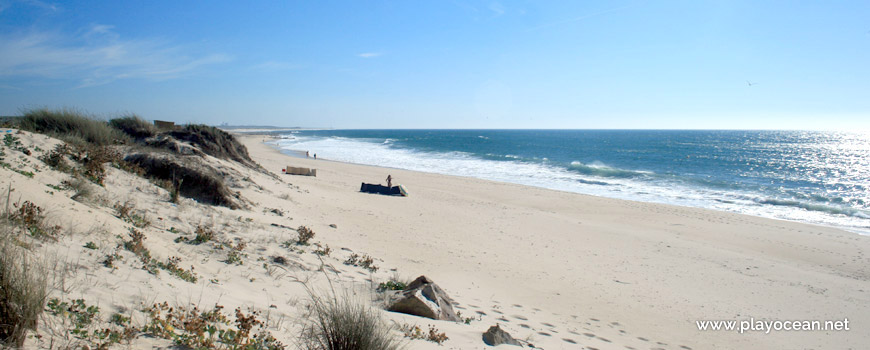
[109,115,157,140]
[0,221,49,347]
[301,292,403,350]
[19,108,127,146]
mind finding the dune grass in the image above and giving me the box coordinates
[0,221,49,347]
[109,115,157,140]
[301,292,403,350]
[19,108,128,146]
[169,124,257,167]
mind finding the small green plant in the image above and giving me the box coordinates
[121,229,198,282]
[377,280,407,292]
[156,256,198,283]
[46,298,100,339]
[102,250,123,269]
[175,225,214,245]
[11,200,60,240]
[84,241,98,250]
[296,226,315,245]
[400,324,449,344]
[2,134,31,156]
[191,225,214,245]
[123,228,150,261]
[38,144,71,172]
[114,201,150,228]
[122,227,160,274]
[3,134,21,148]
[455,311,475,325]
[344,253,379,272]
[110,313,130,326]
[114,201,132,219]
[220,239,247,265]
[312,242,331,256]
[12,169,34,178]
[78,145,121,186]
[46,298,137,348]
[143,302,284,350]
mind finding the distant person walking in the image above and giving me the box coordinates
[313,153,317,159]
[386,175,392,187]
[306,151,310,157]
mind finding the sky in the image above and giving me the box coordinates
[1,0,869,130]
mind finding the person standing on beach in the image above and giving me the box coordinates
[386,174,392,187]
[313,153,317,159]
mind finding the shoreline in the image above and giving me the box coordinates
[239,133,870,349]
[263,134,867,238]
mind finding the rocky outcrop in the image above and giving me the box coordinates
[387,276,460,321]
[482,324,521,347]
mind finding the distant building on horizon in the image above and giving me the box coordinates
[153,120,177,130]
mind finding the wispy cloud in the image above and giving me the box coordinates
[489,2,505,17]
[526,4,636,32]
[356,52,383,58]
[0,24,231,87]
[20,0,58,12]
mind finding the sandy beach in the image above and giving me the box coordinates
[2,125,867,350]
[240,134,869,350]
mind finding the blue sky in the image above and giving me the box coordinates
[1,0,869,130]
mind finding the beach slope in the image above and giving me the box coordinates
[243,134,869,350]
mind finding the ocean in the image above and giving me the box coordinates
[271,130,870,235]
